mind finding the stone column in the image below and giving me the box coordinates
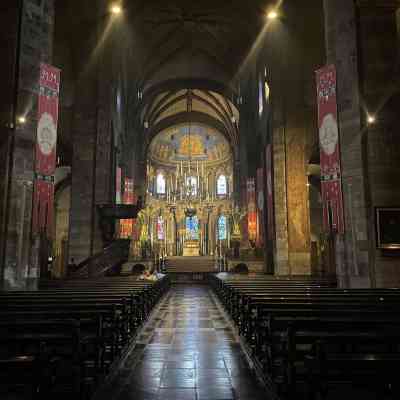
[1,0,55,290]
[68,11,114,263]
[323,0,371,287]
[357,0,400,287]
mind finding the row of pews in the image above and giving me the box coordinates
[210,274,400,399]
[0,275,170,399]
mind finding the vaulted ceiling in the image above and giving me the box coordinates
[141,89,239,149]
[123,0,274,88]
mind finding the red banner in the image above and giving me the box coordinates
[35,64,60,176]
[32,179,54,238]
[32,64,60,238]
[256,168,264,246]
[316,64,344,234]
[247,178,257,241]
[265,144,274,239]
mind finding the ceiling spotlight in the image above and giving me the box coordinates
[110,4,122,15]
[18,116,26,124]
[367,115,376,125]
[267,10,278,20]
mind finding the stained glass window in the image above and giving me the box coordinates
[186,216,199,240]
[258,76,263,117]
[156,173,166,194]
[217,175,227,196]
[218,216,227,240]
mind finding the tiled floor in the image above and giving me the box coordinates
[101,285,271,400]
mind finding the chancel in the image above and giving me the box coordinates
[1,1,400,400]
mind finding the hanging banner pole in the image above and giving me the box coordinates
[316,64,345,235]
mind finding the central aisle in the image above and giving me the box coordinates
[101,285,270,400]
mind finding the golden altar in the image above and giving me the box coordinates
[183,240,200,256]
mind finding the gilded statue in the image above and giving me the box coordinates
[137,208,151,244]
[230,205,247,240]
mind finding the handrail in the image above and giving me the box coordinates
[69,239,130,278]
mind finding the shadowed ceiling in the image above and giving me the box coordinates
[56,0,274,153]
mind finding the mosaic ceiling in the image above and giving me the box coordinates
[149,124,231,165]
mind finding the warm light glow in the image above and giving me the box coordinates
[367,115,376,124]
[110,4,122,15]
[18,116,26,124]
[267,10,278,20]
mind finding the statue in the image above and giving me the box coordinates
[137,207,153,259]
[230,205,247,240]
[137,209,148,243]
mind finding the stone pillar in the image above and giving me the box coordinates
[323,0,371,287]
[68,12,114,263]
[272,110,290,275]
[1,0,55,290]
[357,1,400,287]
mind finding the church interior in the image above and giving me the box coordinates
[1,0,400,399]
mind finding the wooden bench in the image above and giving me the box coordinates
[210,274,400,399]
[0,275,170,398]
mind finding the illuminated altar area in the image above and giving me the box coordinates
[131,123,237,259]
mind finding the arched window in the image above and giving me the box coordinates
[216,175,227,196]
[186,176,197,196]
[217,215,227,240]
[186,216,199,240]
[258,76,264,117]
[156,173,166,195]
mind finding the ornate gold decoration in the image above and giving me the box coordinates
[178,134,205,156]
[231,205,247,240]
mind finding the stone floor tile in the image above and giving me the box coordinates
[157,388,196,400]
[196,385,234,400]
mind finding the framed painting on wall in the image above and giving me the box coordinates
[376,207,400,250]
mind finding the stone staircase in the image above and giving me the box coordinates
[165,256,216,274]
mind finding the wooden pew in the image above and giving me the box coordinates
[210,274,400,399]
[0,275,170,398]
